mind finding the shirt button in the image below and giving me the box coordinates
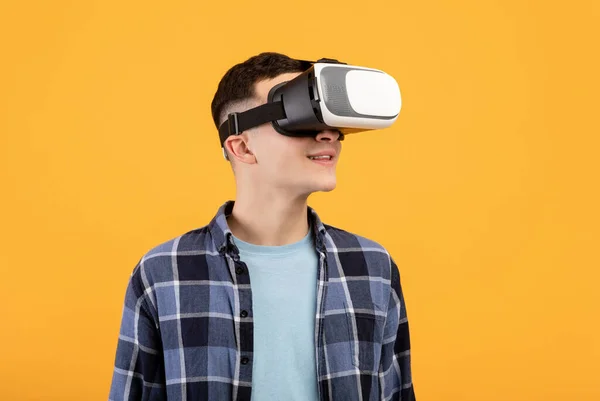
[240,310,248,318]
[235,266,244,274]
[241,357,250,365]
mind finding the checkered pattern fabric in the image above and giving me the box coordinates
[109,200,416,401]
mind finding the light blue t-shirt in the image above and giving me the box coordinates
[231,227,319,401]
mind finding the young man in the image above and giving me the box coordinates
[109,52,416,401]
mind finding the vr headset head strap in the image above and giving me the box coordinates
[218,57,346,149]
[218,101,287,147]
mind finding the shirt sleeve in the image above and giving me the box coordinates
[109,266,167,401]
[379,256,416,401]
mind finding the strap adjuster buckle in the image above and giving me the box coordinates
[227,112,240,135]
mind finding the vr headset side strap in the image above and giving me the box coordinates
[218,101,287,147]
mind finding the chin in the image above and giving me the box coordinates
[296,177,337,196]
[314,179,337,193]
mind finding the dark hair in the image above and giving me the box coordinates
[210,52,309,130]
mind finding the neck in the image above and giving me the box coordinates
[227,189,310,247]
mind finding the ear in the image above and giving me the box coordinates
[224,133,257,165]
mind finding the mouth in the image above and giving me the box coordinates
[307,155,336,166]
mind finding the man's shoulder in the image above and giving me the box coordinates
[143,225,214,259]
[321,223,395,278]
[322,222,390,255]
[129,224,215,284]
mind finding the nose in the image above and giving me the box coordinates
[315,130,343,142]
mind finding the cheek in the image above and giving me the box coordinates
[254,131,309,173]
[273,148,305,171]
[269,139,307,166]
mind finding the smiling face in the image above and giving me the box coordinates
[224,72,343,198]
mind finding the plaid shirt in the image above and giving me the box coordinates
[109,200,416,401]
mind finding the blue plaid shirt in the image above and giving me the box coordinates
[109,200,416,401]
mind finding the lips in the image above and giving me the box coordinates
[307,151,336,167]
[306,149,337,160]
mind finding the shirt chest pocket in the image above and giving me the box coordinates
[344,301,386,374]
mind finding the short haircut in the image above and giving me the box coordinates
[210,52,308,130]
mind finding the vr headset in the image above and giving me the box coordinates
[218,58,402,158]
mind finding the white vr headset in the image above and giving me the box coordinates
[218,58,402,155]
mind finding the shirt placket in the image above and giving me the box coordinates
[224,242,254,401]
[315,245,329,401]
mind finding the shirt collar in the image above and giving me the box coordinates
[209,200,328,256]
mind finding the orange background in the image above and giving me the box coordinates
[1,1,599,400]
